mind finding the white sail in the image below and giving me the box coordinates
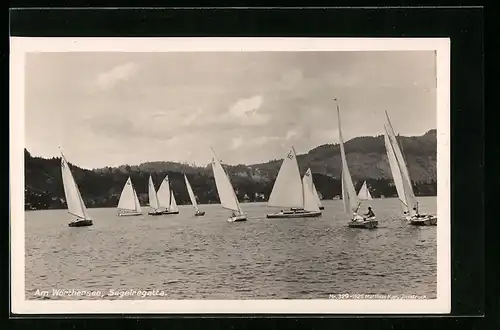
[170,189,179,212]
[117,177,140,212]
[60,154,90,220]
[357,181,373,200]
[312,182,323,208]
[337,103,360,215]
[157,176,172,210]
[384,128,407,209]
[133,187,142,212]
[184,174,199,211]
[384,112,418,215]
[268,147,304,209]
[302,169,321,212]
[148,175,160,210]
[210,148,242,213]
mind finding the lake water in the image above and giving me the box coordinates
[25,197,437,300]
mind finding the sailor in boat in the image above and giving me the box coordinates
[364,206,375,220]
[412,206,428,218]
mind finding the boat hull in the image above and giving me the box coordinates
[117,212,142,217]
[266,210,322,219]
[68,219,93,227]
[348,219,378,229]
[148,211,164,216]
[409,216,437,226]
[195,211,205,216]
[228,215,247,222]
[162,210,179,215]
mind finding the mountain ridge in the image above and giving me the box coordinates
[24,129,437,210]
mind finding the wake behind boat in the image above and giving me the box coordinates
[335,100,378,229]
[384,111,437,226]
[210,147,247,222]
[117,177,143,216]
[60,150,93,227]
[266,148,322,219]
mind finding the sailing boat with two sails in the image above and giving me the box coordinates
[383,111,437,226]
[266,147,322,219]
[184,174,205,216]
[335,100,378,229]
[117,177,142,216]
[210,147,246,222]
[157,175,180,215]
[147,175,164,216]
[357,181,373,200]
[60,150,93,227]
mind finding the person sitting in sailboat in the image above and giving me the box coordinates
[364,206,375,220]
[412,207,428,218]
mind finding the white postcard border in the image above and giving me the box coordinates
[10,37,451,314]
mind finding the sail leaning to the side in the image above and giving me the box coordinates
[60,154,90,220]
[357,181,373,200]
[210,148,243,215]
[384,111,418,216]
[184,174,199,212]
[267,147,304,209]
[336,103,360,216]
[311,182,323,209]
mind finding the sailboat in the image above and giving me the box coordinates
[60,151,93,227]
[335,100,378,229]
[383,111,437,226]
[357,181,373,200]
[184,174,205,216]
[117,177,142,216]
[157,175,180,215]
[304,169,324,210]
[147,175,163,216]
[266,147,322,219]
[210,147,247,222]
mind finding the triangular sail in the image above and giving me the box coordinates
[184,174,199,212]
[357,181,373,200]
[117,177,140,212]
[302,169,321,212]
[384,111,418,215]
[60,154,90,220]
[133,187,142,212]
[210,148,242,213]
[268,147,304,209]
[148,175,160,210]
[337,102,360,215]
[157,176,172,211]
[170,189,179,212]
[312,183,323,208]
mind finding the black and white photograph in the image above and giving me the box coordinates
[10,37,450,314]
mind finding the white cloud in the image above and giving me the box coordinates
[231,137,243,150]
[285,129,299,140]
[226,95,270,126]
[96,62,138,91]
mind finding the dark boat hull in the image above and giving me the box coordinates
[348,220,378,229]
[148,211,164,216]
[68,220,93,227]
[195,211,205,216]
[266,210,322,219]
[319,206,324,210]
[162,210,179,215]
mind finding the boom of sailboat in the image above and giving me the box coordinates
[58,101,435,229]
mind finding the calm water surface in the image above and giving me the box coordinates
[25,197,437,300]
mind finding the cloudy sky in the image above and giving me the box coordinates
[25,51,436,169]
